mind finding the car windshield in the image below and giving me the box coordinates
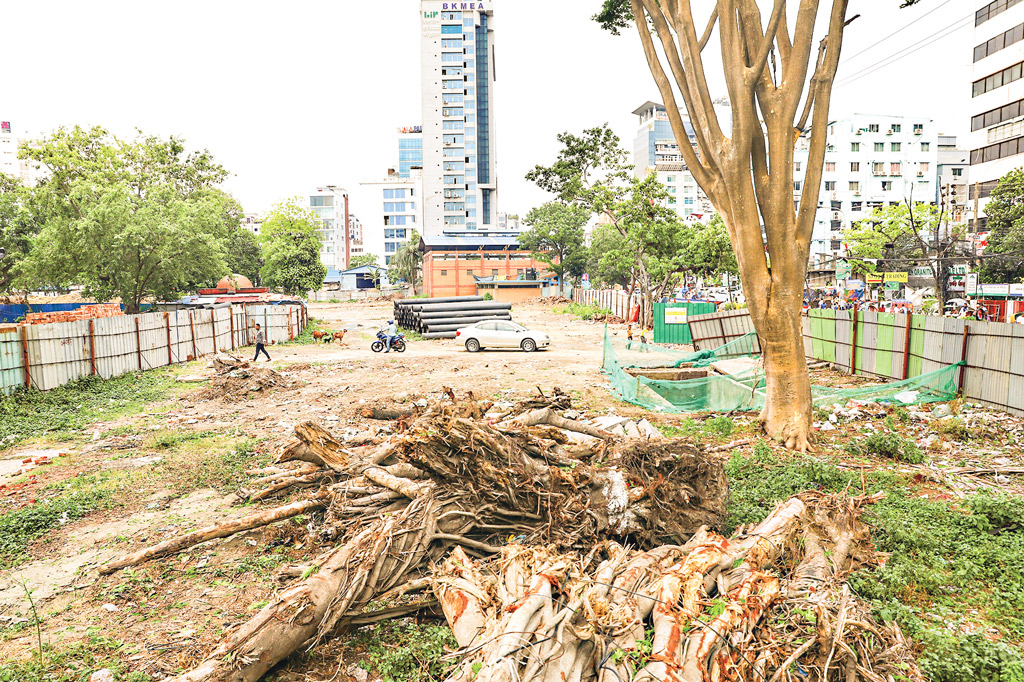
[507,322,527,332]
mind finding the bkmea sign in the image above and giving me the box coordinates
[424,2,488,14]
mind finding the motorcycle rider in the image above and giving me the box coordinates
[384,319,398,352]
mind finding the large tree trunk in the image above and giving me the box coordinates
[755,294,813,451]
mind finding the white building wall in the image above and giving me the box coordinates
[795,114,939,263]
[0,122,42,185]
[968,0,1024,228]
[309,186,349,272]
[356,172,423,266]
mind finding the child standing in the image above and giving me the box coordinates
[626,324,634,349]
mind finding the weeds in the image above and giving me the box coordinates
[156,439,268,493]
[552,302,611,321]
[278,318,324,346]
[0,372,178,447]
[0,630,147,682]
[351,620,458,682]
[848,431,924,464]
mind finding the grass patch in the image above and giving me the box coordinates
[154,439,270,493]
[350,620,457,682]
[0,371,179,448]
[725,447,1024,681]
[278,318,325,346]
[846,431,924,464]
[398,327,425,341]
[552,302,611,321]
[0,471,124,569]
[659,416,738,444]
[0,629,149,682]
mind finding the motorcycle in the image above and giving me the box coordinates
[371,330,406,353]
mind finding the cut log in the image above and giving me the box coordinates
[276,421,349,472]
[98,497,326,575]
[358,406,415,421]
[511,407,616,441]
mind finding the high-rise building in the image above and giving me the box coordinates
[420,1,497,235]
[968,0,1024,230]
[358,169,423,266]
[308,186,350,271]
[0,121,41,184]
[632,102,715,221]
[794,114,938,262]
[398,126,424,179]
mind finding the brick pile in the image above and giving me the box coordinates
[24,304,124,325]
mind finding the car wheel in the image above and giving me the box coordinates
[521,338,537,352]
[465,338,481,352]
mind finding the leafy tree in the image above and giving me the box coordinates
[979,169,1024,284]
[21,126,239,313]
[683,215,738,283]
[225,228,264,286]
[594,0,921,450]
[586,224,633,289]
[259,198,327,296]
[348,254,380,269]
[528,126,691,324]
[844,202,963,306]
[0,174,41,301]
[390,231,424,290]
[520,202,589,291]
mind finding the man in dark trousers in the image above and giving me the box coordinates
[253,323,271,362]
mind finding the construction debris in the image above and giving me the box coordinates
[194,368,294,402]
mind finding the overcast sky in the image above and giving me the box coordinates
[2,0,973,218]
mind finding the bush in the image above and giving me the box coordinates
[483,292,494,300]
[967,491,1024,533]
[352,621,457,682]
[851,431,924,464]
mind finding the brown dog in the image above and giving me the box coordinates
[332,330,348,347]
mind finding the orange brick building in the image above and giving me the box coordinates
[420,236,553,298]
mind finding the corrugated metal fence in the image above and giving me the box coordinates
[652,302,717,344]
[684,308,1024,417]
[572,289,637,320]
[0,303,306,395]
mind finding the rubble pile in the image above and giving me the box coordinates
[92,389,922,682]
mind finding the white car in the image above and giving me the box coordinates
[455,320,551,352]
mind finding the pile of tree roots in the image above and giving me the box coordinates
[97,390,922,682]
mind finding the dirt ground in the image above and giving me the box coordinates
[1,301,1022,681]
[0,302,656,680]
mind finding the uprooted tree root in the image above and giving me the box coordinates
[95,390,921,682]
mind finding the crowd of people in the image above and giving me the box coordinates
[808,296,1024,322]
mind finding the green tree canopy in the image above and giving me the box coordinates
[520,202,590,286]
[683,215,738,281]
[389,231,423,287]
[979,169,1024,284]
[259,198,327,296]
[348,254,380,269]
[21,126,240,312]
[0,174,42,299]
[224,228,265,286]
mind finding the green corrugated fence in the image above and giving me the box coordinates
[652,302,717,345]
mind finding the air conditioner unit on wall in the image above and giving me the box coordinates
[887,129,894,135]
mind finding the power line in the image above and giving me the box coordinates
[840,0,955,64]
[834,14,973,88]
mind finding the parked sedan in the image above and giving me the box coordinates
[455,320,551,352]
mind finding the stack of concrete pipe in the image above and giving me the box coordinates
[393,296,513,339]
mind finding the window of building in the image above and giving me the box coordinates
[441,53,463,64]
[794,162,801,172]
[972,97,1024,131]
[891,163,902,175]
[849,181,860,191]
[794,181,802,191]
[668,197,677,205]
[441,24,462,34]
[443,134,464,145]
[976,0,1022,28]
[882,181,893,191]
[491,270,499,277]
[891,142,901,151]
[444,202,465,212]
[666,175,676,182]
[684,197,694,205]
[873,162,885,175]
[825,162,836,172]
[441,67,463,77]
[441,39,462,49]
[442,107,464,117]
[921,142,930,151]
[440,269,448,277]
[970,135,1024,164]
[851,201,863,211]
[973,61,1024,97]
[442,93,464,105]
[952,167,964,177]
[443,161,465,172]
[824,181,836,190]
[868,124,880,132]
[850,162,860,172]
[383,189,407,199]
[892,124,901,132]
[385,242,398,253]
[443,175,464,185]
[920,162,930,172]
[310,196,334,207]
[874,142,884,152]
[443,120,464,131]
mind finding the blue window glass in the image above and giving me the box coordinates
[442,11,462,20]
[466,114,476,123]
[444,161,465,171]
[443,93,464,105]
[442,107,464,117]
[442,52,462,63]
[442,39,462,49]
[443,121,465,131]
[467,208,477,218]
[385,242,398,253]
[463,17,475,27]
[445,216,466,225]
[444,175,464,185]
[476,14,491,187]
[482,189,491,226]
[444,202,465,211]
[466,194,476,204]
[442,24,462,34]
[443,134,464,145]
[383,189,395,199]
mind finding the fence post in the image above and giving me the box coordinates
[189,311,198,361]
[244,304,251,345]
[958,324,970,397]
[88,319,98,376]
[230,309,236,351]
[211,312,218,354]
[164,312,173,365]
[135,317,143,371]
[902,313,913,380]
[20,326,30,388]
[850,306,859,375]
[288,310,294,340]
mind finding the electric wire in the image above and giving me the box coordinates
[839,0,955,64]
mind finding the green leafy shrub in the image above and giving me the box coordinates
[552,302,611,321]
[483,292,494,300]
[934,417,972,441]
[703,416,734,437]
[352,621,457,682]
[851,431,924,464]
[967,491,1024,533]
[917,631,1024,682]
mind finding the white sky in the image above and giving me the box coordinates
[1,0,973,218]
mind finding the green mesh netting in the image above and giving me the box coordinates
[602,328,961,413]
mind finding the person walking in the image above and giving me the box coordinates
[626,324,634,350]
[252,323,271,362]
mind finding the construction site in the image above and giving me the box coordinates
[0,299,1023,682]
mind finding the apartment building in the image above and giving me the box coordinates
[794,114,938,262]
